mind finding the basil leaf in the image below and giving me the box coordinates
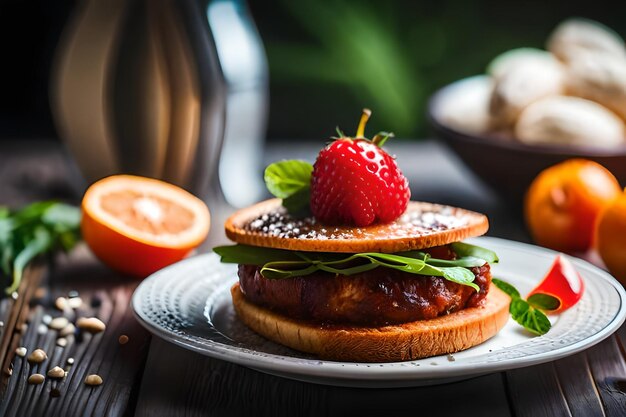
[440,267,480,290]
[283,187,312,216]
[492,278,521,299]
[510,298,551,336]
[42,203,81,231]
[494,278,552,336]
[450,242,499,264]
[527,293,561,311]
[213,245,301,265]
[0,201,82,296]
[264,160,313,199]
[261,261,319,279]
[7,227,52,294]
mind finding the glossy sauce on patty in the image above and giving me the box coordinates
[237,245,491,326]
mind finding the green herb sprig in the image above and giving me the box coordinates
[264,160,313,215]
[214,242,498,291]
[492,278,554,336]
[0,201,81,295]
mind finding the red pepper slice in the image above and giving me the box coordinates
[527,254,585,314]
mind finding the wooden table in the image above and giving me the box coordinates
[1,139,625,417]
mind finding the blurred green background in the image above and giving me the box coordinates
[249,0,626,139]
[1,0,625,141]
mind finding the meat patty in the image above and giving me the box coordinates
[237,246,491,326]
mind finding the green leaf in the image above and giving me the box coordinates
[283,187,312,216]
[213,244,481,291]
[264,160,313,199]
[450,242,499,264]
[440,267,480,290]
[527,293,561,311]
[213,245,302,265]
[510,298,551,336]
[0,200,82,296]
[492,278,521,299]
[494,278,552,336]
[7,227,52,294]
[42,203,81,231]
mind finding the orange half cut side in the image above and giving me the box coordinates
[81,175,210,277]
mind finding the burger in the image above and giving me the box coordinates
[214,110,509,362]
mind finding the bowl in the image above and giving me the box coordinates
[428,76,626,206]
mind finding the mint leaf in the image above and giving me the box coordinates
[527,293,561,311]
[492,278,521,299]
[264,160,313,199]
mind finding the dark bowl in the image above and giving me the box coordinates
[428,76,626,206]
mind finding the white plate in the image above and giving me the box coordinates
[131,237,626,387]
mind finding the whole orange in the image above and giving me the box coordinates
[81,175,210,277]
[524,159,620,253]
[597,190,626,284]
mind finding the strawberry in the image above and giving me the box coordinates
[310,109,410,226]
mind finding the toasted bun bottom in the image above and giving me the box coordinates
[231,283,510,362]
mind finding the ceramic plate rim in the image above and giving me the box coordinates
[131,236,626,384]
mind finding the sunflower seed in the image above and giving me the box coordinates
[15,347,27,357]
[49,317,69,330]
[28,374,45,384]
[27,349,47,364]
[47,366,65,379]
[84,374,103,386]
[76,317,106,334]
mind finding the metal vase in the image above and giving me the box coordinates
[50,0,227,201]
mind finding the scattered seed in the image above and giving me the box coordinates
[20,323,28,333]
[37,324,48,335]
[59,323,76,337]
[11,291,18,300]
[55,297,68,311]
[447,354,456,362]
[84,374,103,386]
[15,347,27,357]
[118,335,129,345]
[68,290,79,298]
[28,373,45,384]
[5,367,12,376]
[27,349,47,364]
[49,317,69,330]
[66,357,74,365]
[56,338,67,347]
[42,315,52,325]
[0,321,4,327]
[47,366,65,379]
[68,297,83,309]
[76,317,106,334]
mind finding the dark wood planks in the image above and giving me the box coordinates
[586,336,626,417]
[135,338,512,417]
[0,265,45,391]
[0,249,151,417]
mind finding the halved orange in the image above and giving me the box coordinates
[81,175,210,277]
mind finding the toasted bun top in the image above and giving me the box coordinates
[224,199,488,253]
